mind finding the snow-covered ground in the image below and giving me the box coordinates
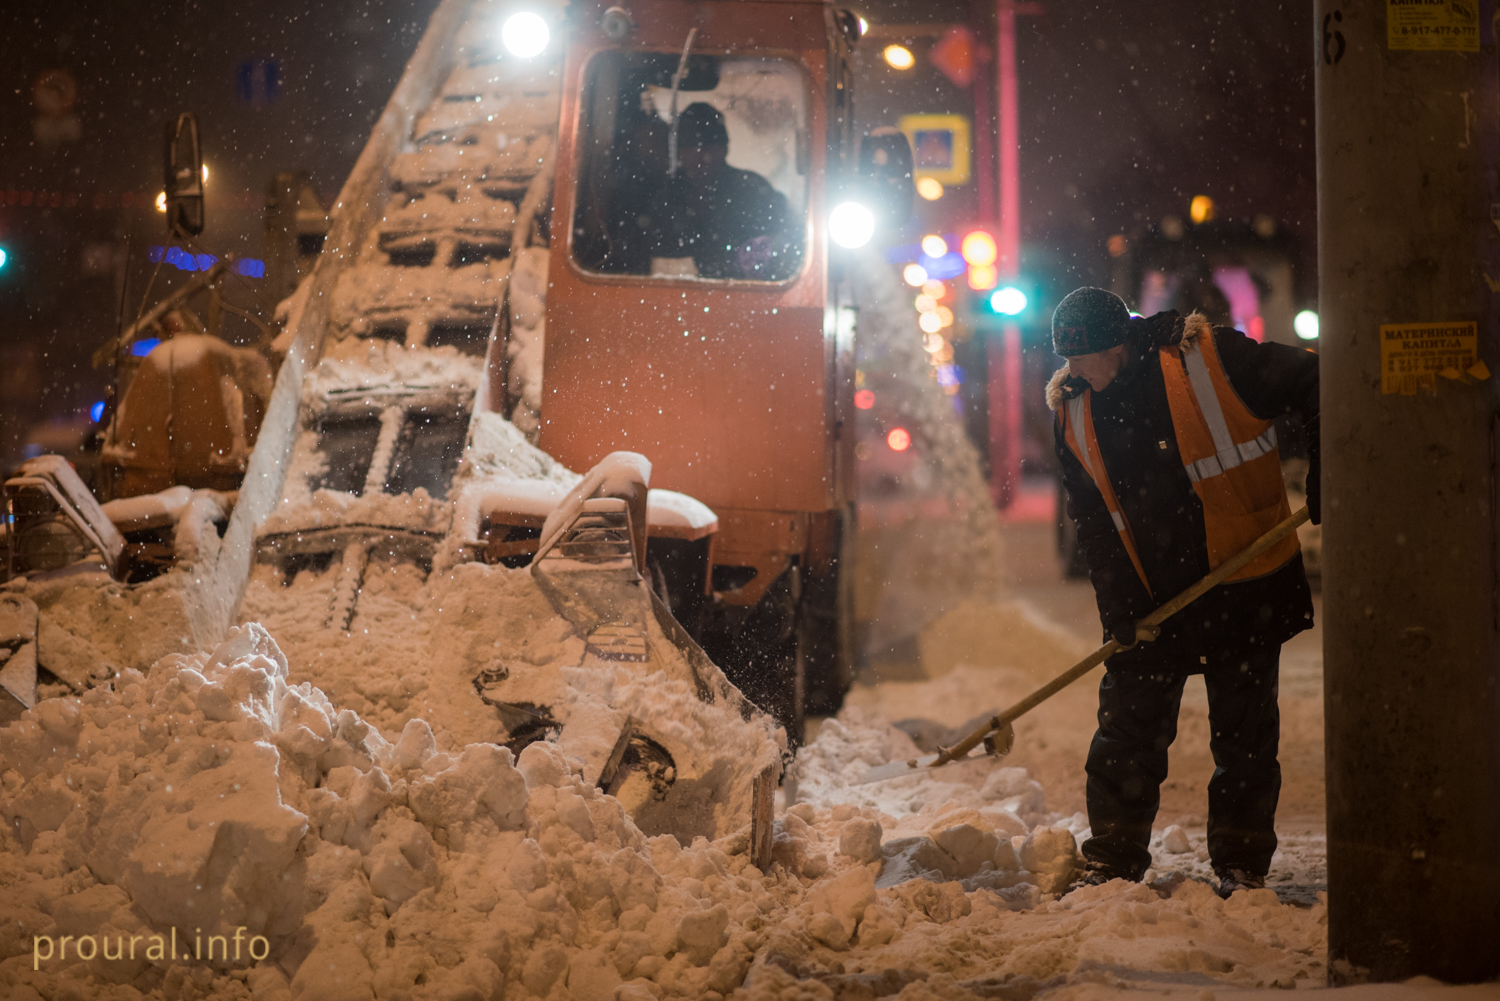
[3,604,1488,1001]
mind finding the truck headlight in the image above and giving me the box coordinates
[502,12,550,57]
[829,202,875,249]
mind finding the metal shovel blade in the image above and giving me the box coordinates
[854,722,1014,786]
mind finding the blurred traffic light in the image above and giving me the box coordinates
[967,265,997,290]
[1294,310,1319,340]
[990,286,1028,315]
[960,231,997,267]
[0,246,8,271]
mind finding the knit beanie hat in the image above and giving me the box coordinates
[1051,287,1130,357]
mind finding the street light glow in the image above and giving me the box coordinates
[887,427,911,452]
[902,264,928,286]
[991,286,1028,315]
[829,201,875,248]
[155,191,167,212]
[916,178,944,201]
[883,45,914,70]
[502,12,550,57]
[920,234,947,258]
[1294,310,1320,340]
[0,247,7,271]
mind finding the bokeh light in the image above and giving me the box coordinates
[887,427,911,452]
[960,231,997,267]
[916,178,944,201]
[991,286,1028,315]
[883,45,914,70]
[1294,310,1320,340]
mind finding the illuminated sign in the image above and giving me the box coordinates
[897,114,971,186]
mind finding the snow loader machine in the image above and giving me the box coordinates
[442,0,911,740]
[3,0,910,854]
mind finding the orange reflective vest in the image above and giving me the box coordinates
[1058,323,1298,596]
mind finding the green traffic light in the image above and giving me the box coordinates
[990,286,1027,315]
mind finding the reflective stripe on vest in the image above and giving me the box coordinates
[1060,391,1152,594]
[1159,329,1299,580]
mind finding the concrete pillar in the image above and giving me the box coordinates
[1316,0,1500,983]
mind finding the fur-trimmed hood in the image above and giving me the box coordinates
[1044,310,1209,411]
[1179,310,1212,346]
[1044,365,1082,411]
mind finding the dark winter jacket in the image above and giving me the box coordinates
[1048,312,1320,669]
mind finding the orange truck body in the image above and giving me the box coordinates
[541,0,855,609]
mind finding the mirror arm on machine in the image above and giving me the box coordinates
[164,112,205,238]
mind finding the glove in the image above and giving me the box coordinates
[1127,310,1182,348]
[1109,620,1160,650]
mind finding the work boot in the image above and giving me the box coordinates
[1214,868,1266,898]
[1070,859,1135,892]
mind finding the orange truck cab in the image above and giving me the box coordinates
[537,0,907,737]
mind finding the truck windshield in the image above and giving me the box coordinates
[572,51,808,283]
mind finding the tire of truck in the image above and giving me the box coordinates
[800,507,855,717]
[700,566,805,748]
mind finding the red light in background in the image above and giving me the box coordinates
[887,428,911,452]
[960,231,998,267]
[854,389,875,410]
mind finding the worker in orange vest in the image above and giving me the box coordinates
[1046,287,1320,898]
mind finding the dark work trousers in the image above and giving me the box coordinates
[1081,644,1282,880]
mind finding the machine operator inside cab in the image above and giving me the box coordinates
[570,52,809,282]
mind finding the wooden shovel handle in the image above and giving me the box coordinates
[933,507,1311,766]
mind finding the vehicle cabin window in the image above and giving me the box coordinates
[572,52,808,283]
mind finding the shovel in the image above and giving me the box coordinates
[855,506,1311,786]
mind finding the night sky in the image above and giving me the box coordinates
[0,0,1315,468]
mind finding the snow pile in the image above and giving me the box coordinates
[0,626,771,1001]
[0,629,1339,1000]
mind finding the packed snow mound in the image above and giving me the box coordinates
[0,626,768,1000]
[0,632,1331,1001]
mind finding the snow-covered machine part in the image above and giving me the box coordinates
[0,594,39,722]
[98,333,273,499]
[4,456,127,580]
